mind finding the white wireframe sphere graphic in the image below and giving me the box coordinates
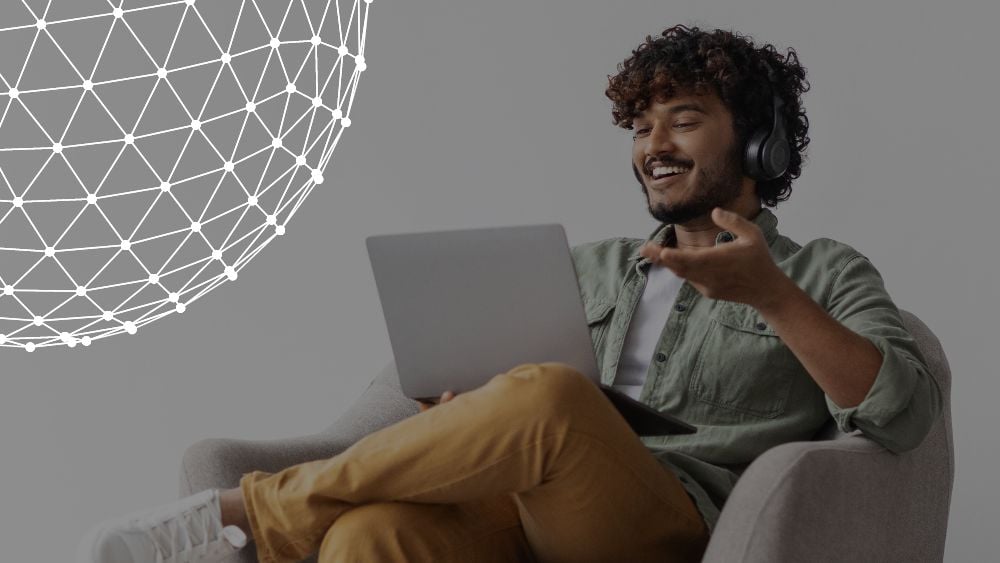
[0,0,371,350]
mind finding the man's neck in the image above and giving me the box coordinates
[670,204,763,249]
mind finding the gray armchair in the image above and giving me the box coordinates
[180,310,953,563]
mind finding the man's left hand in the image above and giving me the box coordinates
[639,207,789,309]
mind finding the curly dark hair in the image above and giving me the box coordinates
[605,25,811,207]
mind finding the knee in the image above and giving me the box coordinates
[498,362,600,415]
[319,503,409,561]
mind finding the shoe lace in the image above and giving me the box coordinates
[142,497,220,562]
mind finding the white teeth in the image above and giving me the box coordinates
[652,165,691,179]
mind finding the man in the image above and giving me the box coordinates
[78,25,942,563]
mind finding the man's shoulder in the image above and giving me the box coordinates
[780,235,868,270]
[570,237,643,304]
[570,236,645,265]
[777,235,881,304]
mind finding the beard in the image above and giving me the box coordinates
[635,139,745,226]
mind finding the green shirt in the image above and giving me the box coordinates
[570,208,943,534]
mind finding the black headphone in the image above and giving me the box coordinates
[742,60,790,182]
[632,60,790,184]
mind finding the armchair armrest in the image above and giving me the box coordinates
[179,361,416,496]
[701,432,950,563]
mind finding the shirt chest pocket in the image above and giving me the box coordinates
[689,302,800,419]
[584,299,615,355]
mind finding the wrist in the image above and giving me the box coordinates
[753,268,799,315]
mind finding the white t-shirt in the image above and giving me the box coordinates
[612,264,684,400]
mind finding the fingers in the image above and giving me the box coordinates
[417,390,457,412]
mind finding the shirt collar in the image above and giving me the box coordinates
[629,207,780,263]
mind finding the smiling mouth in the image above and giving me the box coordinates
[648,169,690,188]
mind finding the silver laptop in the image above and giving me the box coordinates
[366,224,695,436]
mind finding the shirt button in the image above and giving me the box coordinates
[655,352,667,362]
[674,303,687,312]
[755,321,768,331]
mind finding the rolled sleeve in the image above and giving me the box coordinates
[823,255,943,454]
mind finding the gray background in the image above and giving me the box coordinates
[1,0,994,561]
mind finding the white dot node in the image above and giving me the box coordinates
[332,108,343,119]
[247,195,258,206]
[223,161,235,172]
[271,137,282,149]
[176,302,186,313]
[12,196,23,207]
[76,286,87,296]
[157,67,168,79]
[52,142,62,153]
[357,62,367,72]
[102,311,113,321]
[365,0,373,4]
[160,181,171,192]
[124,133,134,145]
[221,52,232,64]
[312,96,323,107]
[36,19,46,30]
[211,249,222,260]
[185,0,196,6]
[120,239,131,251]
[341,117,352,127]
[82,336,92,346]
[168,292,179,303]
[113,7,124,18]
[191,119,201,130]
[295,155,307,166]
[311,35,321,46]
[0,334,5,345]
[3,285,12,295]
[265,214,276,225]
[44,246,54,257]
[270,37,281,49]
[356,55,366,65]
[311,170,324,184]
[67,338,77,348]
[87,193,97,205]
[148,273,159,284]
[33,315,44,326]
[275,225,285,235]
[82,79,94,91]
[191,221,201,233]
[26,342,35,352]
[124,321,137,334]
[8,88,18,99]
[337,45,348,56]
[60,332,71,341]
[225,266,237,280]
[245,101,256,113]
[285,83,296,94]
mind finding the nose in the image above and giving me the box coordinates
[641,123,678,159]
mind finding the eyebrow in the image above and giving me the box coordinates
[636,102,708,121]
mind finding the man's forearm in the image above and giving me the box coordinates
[754,273,883,409]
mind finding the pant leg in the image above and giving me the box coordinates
[240,362,708,563]
[317,495,536,562]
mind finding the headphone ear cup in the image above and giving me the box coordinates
[760,136,790,180]
[743,128,769,181]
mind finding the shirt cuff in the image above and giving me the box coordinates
[824,333,919,432]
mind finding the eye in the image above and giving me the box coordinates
[674,122,698,129]
[633,127,651,137]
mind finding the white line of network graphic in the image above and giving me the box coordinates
[0,0,371,350]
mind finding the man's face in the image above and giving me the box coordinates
[631,90,747,225]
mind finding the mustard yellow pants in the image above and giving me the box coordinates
[240,363,709,563]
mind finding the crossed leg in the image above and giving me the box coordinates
[236,362,709,563]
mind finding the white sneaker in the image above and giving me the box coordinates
[77,489,248,563]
